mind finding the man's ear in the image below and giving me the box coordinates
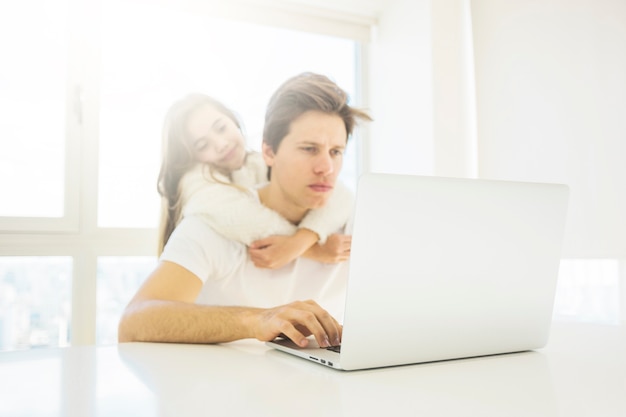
[262,142,275,167]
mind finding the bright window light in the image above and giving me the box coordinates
[98,0,358,228]
[96,256,158,345]
[553,259,621,324]
[0,256,72,351]
[0,2,68,218]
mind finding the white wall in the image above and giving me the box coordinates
[369,0,478,179]
[368,0,625,258]
[471,0,626,258]
[431,0,477,178]
[367,0,434,175]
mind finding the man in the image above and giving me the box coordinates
[118,73,371,348]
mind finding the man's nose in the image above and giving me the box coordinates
[313,152,334,176]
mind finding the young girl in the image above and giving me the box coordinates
[157,93,353,269]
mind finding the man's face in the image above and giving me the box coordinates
[263,110,347,216]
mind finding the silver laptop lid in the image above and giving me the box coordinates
[339,173,569,370]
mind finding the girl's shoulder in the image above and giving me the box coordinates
[182,164,229,183]
[232,151,268,187]
[245,150,264,165]
[244,151,266,174]
[180,164,230,199]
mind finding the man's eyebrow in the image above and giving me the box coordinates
[297,140,346,149]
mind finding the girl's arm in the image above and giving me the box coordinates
[183,164,316,269]
[183,158,353,269]
[247,183,354,268]
[298,182,354,244]
[233,150,355,244]
[181,166,297,246]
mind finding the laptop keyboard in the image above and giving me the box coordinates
[326,345,341,353]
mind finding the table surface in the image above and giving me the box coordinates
[1,320,625,417]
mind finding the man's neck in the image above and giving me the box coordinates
[257,184,308,225]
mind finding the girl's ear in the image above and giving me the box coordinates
[262,142,275,167]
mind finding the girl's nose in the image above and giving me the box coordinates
[214,136,229,153]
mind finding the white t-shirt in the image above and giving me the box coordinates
[160,215,349,321]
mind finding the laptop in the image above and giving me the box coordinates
[266,173,569,370]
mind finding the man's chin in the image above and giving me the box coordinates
[306,196,331,210]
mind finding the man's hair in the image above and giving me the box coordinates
[263,72,372,162]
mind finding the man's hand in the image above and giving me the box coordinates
[248,229,318,269]
[251,300,342,348]
[303,233,351,264]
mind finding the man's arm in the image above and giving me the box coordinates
[118,261,341,347]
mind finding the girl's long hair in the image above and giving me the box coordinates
[157,94,242,254]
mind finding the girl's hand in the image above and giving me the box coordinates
[248,229,318,269]
[303,234,351,264]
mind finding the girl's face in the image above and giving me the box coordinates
[186,104,247,173]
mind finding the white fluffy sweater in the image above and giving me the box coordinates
[179,152,353,245]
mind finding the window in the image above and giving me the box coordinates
[0,0,367,350]
[553,259,622,324]
[0,0,76,230]
[0,257,72,351]
[96,257,157,345]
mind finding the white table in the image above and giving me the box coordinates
[1,320,624,417]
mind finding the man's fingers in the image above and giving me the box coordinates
[299,300,341,347]
[277,321,310,348]
[259,301,341,348]
[267,308,324,348]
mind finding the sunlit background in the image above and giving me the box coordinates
[1,0,625,351]
[97,1,358,228]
